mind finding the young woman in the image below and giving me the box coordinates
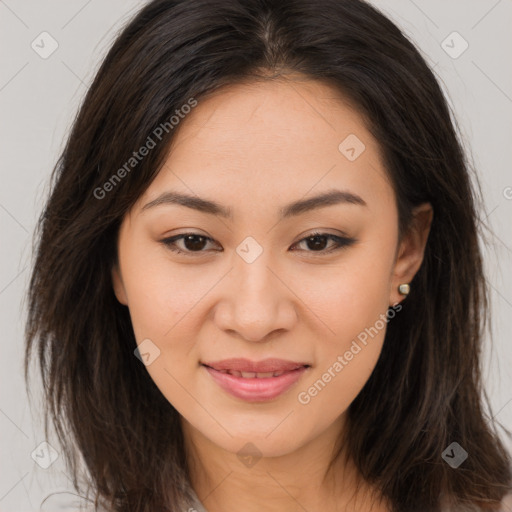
[25,0,512,511]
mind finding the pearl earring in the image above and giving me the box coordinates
[398,283,410,296]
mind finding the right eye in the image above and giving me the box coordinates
[160,233,221,256]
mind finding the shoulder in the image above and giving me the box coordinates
[440,492,512,512]
[183,487,209,512]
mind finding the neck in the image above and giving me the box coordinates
[181,415,390,512]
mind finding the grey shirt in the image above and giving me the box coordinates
[39,488,208,512]
[39,488,512,511]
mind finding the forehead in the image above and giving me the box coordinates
[170,77,371,154]
[136,77,394,217]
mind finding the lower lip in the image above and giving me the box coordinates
[203,365,309,402]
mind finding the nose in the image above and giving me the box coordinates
[213,249,298,343]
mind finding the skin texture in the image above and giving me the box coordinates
[112,77,433,512]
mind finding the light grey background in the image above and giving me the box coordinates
[1,1,511,510]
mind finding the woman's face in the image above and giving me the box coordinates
[112,77,431,458]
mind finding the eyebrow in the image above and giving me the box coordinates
[141,188,367,219]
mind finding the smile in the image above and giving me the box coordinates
[201,359,311,402]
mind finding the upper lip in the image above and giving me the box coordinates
[202,358,310,373]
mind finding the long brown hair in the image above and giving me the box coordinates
[24,0,512,510]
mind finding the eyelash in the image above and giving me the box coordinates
[160,231,356,257]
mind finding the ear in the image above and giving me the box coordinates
[112,262,128,305]
[389,202,433,306]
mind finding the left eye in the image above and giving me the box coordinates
[292,232,356,253]
[161,231,356,256]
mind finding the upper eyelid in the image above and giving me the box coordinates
[162,231,354,253]
[162,231,347,243]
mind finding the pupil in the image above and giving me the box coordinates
[184,235,206,251]
[307,235,327,251]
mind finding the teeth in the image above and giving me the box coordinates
[209,366,305,378]
[225,370,287,378]
[257,371,276,378]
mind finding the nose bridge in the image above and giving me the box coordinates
[236,249,273,299]
[233,234,274,289]
[218,236,296,341]
[234,240,278,310]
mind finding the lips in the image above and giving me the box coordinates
[201,358,311,402]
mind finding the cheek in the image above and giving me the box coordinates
[120,250,207,410]
[305,245,394,342]
[297,292,389,421]
[296,242,394,410]
[120,243,207,342]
